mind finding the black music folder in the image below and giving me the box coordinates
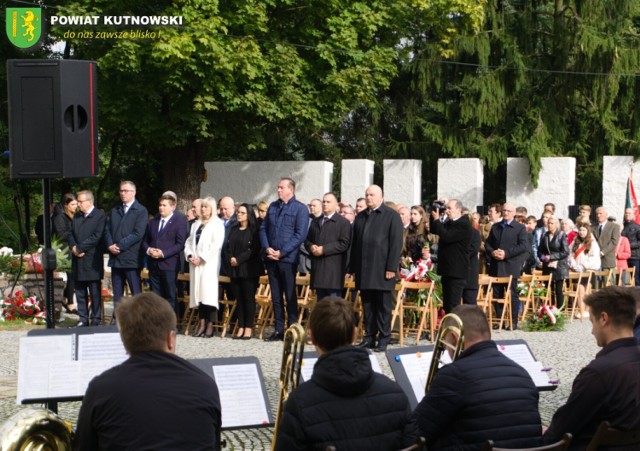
[386,339,558,409]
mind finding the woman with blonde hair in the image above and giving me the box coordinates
[184,196,225,338]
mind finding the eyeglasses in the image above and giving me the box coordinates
[119,189,134,193]
[77,199,89,203]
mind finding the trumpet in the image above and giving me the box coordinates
[425,313,464,392]
[0,407,73,450]
[271,323,306,450]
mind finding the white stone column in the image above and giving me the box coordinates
[383,159,421,207]
[437,158,484,211]
[340,159,374,206]
[603,156,640,221]
[506,157,575,219]
[202,161,333,204]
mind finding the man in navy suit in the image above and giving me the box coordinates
[104,181,148,310]
[143,194,189,311]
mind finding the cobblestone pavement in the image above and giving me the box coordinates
[0,319,598,450]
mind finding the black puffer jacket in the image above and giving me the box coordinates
[622,220,640,259]
[275,346,418,451]
[413,340,542,451]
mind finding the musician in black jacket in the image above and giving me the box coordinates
[413,305,542,450]
[275,297,417,451]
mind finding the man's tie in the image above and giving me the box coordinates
[322,216,329,226]
[123,204,128,215]
[599,224,603,236]
[159,219,165,233]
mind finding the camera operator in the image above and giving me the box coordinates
[430,199,473,313]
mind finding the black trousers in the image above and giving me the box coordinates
[441,276,467,313]
[360,289,392,346]
[230,277,259,328]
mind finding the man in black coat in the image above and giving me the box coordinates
[430,199,472,313]
[305,192,351,301]
[68,190,106,327]
[275,297,417,451]
[349,185,403,352]
[543,286,640,448]
[413,305,542,451]
[485,202,529,329]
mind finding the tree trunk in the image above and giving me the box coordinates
[160,140,208,214]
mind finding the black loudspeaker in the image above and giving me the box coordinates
[7,59,98,179]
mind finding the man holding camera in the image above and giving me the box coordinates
[430,199,472,313]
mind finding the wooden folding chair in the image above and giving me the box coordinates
[295,274,316,330]
[616,267,636,287]
[586,420,640,451]
[518,274,534,323]
[487,276,514,332]
[591,269,613,291]
[390,280,434,346]
[212,275,236,337]
[563,271,592,322]
[344,279,364,342]
[253,275,273,339]
[483,433,572,451]
[476,275,493,321]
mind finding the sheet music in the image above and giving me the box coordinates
[496,343,536,365]
[299,354,382,383]
[47,359,125,399]
[17,335,74,403]
[77,333,128,361]
[212,364,270,429]
[399,350,452,403]
[496,343,551,387]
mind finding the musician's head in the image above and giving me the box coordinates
[585,286,636,348]
[308,297,356,355]
[116,292,177,355]
[450,305,491,353]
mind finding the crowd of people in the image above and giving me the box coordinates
[46,177,640,449]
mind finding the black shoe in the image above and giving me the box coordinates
[374,344,388,353]
[492,324,500,330]
[356,339,374,349]
[264,332,284,342]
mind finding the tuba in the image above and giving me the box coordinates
[271,323,306,450]
[0,407,73,450]
[425,313,464,392]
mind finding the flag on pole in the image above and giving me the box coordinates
[625,169,640,224]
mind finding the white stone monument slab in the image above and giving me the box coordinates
[340,159,375,206]
[437,158,484,211]
[383,159,421,207]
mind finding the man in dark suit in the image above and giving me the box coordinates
[305,192,351,300]
[104,181,148,310]
[485,202,529,329]
[430,199,472,313]
[350,185,403,352]
[68,190,106,327]
[592,206,620,270]
[143,194,189,312]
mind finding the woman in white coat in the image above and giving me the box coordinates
[569,225,601,319]
[184,196,225,337]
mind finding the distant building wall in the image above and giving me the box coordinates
[603,156,640,221]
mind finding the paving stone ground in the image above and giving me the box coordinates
[0,318,598,450]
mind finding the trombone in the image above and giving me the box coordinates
[425,313,464,392]
[271,323,306,450]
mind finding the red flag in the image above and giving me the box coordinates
[625,169,640,224]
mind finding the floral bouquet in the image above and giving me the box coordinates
[0,291,47,324]
[518,281,548,297]
[523,305,565,332]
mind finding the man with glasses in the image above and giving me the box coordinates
[104,181,148,312]
[68,190,106,327]
[485,202,529,329]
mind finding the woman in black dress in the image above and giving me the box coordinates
[52,193,78,313]
[225,203,263,339]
